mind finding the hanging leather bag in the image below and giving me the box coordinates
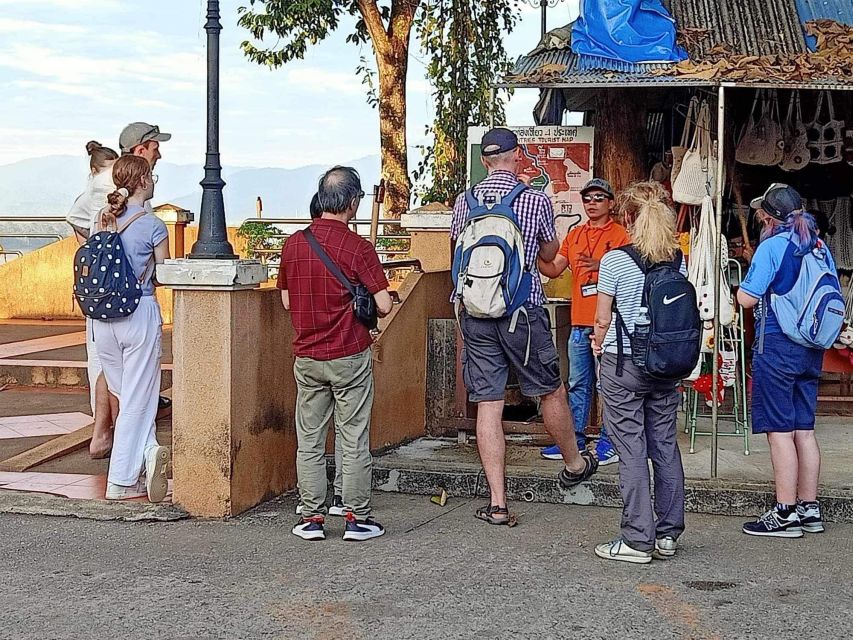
[736,90,783,165]
[671,96,699,183]
[807,90,845,165]
[781,90,810,172]
[673,100,716,206]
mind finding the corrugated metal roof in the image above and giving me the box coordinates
[795,0,853,26]
[663,0,808,58]
[795,0,853,50]
[500,0,853,90]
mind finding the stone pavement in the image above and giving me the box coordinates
[1,492,851,640]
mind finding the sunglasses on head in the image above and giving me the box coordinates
[582,193,610,203]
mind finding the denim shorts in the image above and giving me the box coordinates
[460,306,562,403]
[751,332,823,434]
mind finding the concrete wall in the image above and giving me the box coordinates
[0,227,250,324]
[171,270,454,517]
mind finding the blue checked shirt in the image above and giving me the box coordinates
[450,170,556,306]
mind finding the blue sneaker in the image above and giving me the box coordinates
[342,513,385,541]
[292,516,326,541]
[595,439,620,466]
[540,445,562,460]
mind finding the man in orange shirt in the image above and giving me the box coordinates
[539,178,629,465]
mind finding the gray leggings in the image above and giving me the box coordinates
[599,353,685,552]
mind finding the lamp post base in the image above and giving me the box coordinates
[157,258,267,290]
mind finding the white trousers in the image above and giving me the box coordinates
[85,318,101,416]
[93,296,162,486]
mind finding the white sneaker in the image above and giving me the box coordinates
[295,503,304,515]
[653,536,677,559]
[328,495,348,517]
[105,480,146,500]
[594,539,652,564]
[342,513,385,541]
[144,445,170,503]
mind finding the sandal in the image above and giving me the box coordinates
[558,450,599,489]
[475,504,510,525]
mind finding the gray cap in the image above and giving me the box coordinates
[119,122,171,153]
[580,178,614,199]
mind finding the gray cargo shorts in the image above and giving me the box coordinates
[460,306,562,403]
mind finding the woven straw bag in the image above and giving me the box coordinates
[781,91,810,172]
[673,100,716,206]
[736,90,783,166]
[688,196,734,326]
[807,91,845,165]
[671,96,699,184]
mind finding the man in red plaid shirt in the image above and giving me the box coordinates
[278,166,392,542]
[451,128,598,526]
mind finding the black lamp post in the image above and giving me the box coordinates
[189,0,237,260]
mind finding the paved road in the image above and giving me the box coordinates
[1,493,850,639]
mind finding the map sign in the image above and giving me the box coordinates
[467,125,595,242]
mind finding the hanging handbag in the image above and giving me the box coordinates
[807,91,845,165]
[689,196,735,326]
[671,96,699,184]
[780,91,810,171]
[673,100,717,206]
[736,90,783,166]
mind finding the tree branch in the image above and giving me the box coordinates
[389,0,420,51]
[356,0,391,55]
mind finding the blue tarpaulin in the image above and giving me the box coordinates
[571,0,687,71]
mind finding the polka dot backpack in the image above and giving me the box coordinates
[73,210,153,320]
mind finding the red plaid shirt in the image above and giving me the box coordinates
[277,218,389,360]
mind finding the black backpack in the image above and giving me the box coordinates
[614,246,701,380]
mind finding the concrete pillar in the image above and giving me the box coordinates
[400,204,452,273]
[153,204,194,259]
[158,258,298,517]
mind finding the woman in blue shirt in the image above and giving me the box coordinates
[737,184,830,538]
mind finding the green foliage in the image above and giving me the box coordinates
[237,1,375,67]
[237,221,283,259]
[414,0,518,205]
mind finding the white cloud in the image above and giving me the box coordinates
[285,67,364,96]
[0,18,86,33]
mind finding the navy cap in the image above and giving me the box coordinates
[481,128,518,157]
[750,183,803,221]
[580,178,614,199]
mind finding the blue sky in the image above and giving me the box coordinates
[0,0,579,169]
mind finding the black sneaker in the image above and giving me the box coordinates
[558,450,599,489]
[292,516,326,541]
[742,507,803,538]
[796,501,825,533]
[342,513,385,541]
[328,494,348,517]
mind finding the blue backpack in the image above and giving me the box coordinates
[73,210,153,320]
[452,183,531,319]
[763,237,845,350]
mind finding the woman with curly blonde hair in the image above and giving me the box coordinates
[590,181,686,564]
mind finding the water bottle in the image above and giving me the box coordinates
[632,306,650,367]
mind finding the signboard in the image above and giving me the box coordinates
[467,125,595,242]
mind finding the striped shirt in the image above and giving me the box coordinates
[598,248,687,354]
[450,170,556,306]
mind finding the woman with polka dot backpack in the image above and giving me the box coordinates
[73,154,171,503]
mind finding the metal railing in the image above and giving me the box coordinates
[0,217,70,261]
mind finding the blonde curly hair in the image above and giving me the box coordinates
[618,181,679,264]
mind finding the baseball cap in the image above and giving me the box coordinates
[119,122,171,153]
[480,128,518,157]
[580,178,614,199]
[750,183,803,221]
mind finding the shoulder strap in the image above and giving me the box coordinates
[303,227,356,297]
[464,188,479,215]
[617,245,648,274]
[116,210,149,234]
[500,183,528,207]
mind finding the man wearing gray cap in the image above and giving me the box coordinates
[119,122,171,169]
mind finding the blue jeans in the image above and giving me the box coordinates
[568,327,612,450]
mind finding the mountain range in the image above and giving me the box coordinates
[0,154,381,224]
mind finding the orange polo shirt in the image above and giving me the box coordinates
[558,219,630,326]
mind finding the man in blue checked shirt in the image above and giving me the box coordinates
[450,128,598,526]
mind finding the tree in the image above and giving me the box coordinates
[238,0,419,218]
[415,0,517,205]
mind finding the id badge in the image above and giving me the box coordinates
[581,283,598,297]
